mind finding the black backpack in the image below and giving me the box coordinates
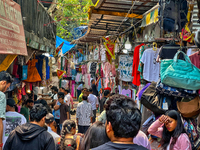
[159,0,188,32]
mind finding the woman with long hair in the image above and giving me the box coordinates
[148,110,191,150]
[59,120,81,150]
[79,121,110,150]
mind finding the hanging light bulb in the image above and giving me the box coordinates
[125,37,132,51]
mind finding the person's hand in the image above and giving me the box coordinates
[159,115,169,124]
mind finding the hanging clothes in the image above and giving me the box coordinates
[36,55,44,79]
[111,62,116,77]
[138,45,146,81]
[103,62,112,88]
[132,44,144,86]
[189,52,200,69]
[46,57,50,80]
[90,62,97,78]
[24,59,42,82]
[12,58,19,78]
[49,57,53,83]
[140,48,160,82]
[41,58,46,86]
[121,89,131,98]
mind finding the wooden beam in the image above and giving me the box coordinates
[89,6,143,19]
[0,55,17,72]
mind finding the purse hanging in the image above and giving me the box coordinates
[161,51,200,90]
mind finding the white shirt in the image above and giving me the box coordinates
[64,93,71,106]
[141,48,160,82]
[53,94,58,101]
[47,126,60,142]
[88,94,99,110]
[3,111,26,147]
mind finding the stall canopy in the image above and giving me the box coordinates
[71,0,159,44]
[56,36,75,55]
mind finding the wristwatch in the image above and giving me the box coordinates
[0,143,3,147]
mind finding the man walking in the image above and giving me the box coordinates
[0,71,13,150]
[20,99,34,122]
[76,95,93,134]
[100,90,110,113]
[3,98,26,148]
[4,104,55,150]
[88,88,99,123]
[92,95,147,150]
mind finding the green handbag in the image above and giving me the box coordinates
[161,51,200,90]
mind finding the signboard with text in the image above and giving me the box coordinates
[0,0,27,55]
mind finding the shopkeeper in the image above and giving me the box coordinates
[91,76,101,97]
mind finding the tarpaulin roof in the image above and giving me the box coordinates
[56,36,75,54]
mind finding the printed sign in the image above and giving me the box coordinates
[0,0,27,55]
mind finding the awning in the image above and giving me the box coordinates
[141,4,159,27]
[56,36,75,55]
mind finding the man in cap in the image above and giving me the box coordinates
[3,98,26,148]
[45,113,60,141]
[0,71,13,150]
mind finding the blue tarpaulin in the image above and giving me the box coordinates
[56,36,75,55]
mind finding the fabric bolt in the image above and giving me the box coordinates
[24,59,42,83]
[76,101,94,126]
[189,52,200,69]
[118,55,133,82]
[46,57,50,80]
[104,62,112,87]
[121,89,131,98]
[36,55,44,79]
[12,58,19,78]
[141,48,160,82]
[132,44,144,86]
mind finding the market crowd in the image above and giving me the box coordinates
[0,71,196,150]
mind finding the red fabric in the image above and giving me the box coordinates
[132,44,144,86]
[104,87,111,91]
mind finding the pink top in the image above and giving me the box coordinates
[148,119,192,150]
[189,52,200,69]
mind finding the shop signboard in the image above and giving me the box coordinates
[0,0,27,55]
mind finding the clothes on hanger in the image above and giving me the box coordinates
[189,51,200,69]
[141,48,160,82]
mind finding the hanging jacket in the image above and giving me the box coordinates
[3,123,55,150]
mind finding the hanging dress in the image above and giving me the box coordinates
[24,59,42,82]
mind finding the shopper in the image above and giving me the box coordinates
[45,113,60,142]
[20,99,34,122]
[76,95,93,134]
[148,110,192,150]
[78,88,87,103]
[0,71,13,150]
[77,82,84,101]
[39,99,52,113]
[79,121,110,150]
[48,87,58,108]
[59,120,81,150]
[100,90,110,113]
[64,89,71,108]
[92,94,147,150]
[88,88,99,123]
[91,76,100,97]
[59,87,65,93]
[4,104,55,150]
[55,92,70,129]
[2,98,26,148]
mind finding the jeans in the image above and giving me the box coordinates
[55,119,60,135]
[77,90,81,101]
[92,109,96,123]
[78,125,90,134]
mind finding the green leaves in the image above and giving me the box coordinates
[55,0,93,41]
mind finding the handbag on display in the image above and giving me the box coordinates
[141,82,166,115]
[156,79,197,99]
[161,51,200,90]
[177,96,200,118]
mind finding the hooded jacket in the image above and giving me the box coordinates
[92,141,148,150]
[3,123,55,150]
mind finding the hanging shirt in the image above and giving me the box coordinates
[141,48,160,82]
[121,89,131,98]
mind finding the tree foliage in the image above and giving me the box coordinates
[55,0,93,42]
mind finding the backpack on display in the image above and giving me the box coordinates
[159,0,188,32]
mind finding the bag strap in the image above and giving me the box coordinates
[173,50,192,64]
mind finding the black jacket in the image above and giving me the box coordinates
[3,123,55,150]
